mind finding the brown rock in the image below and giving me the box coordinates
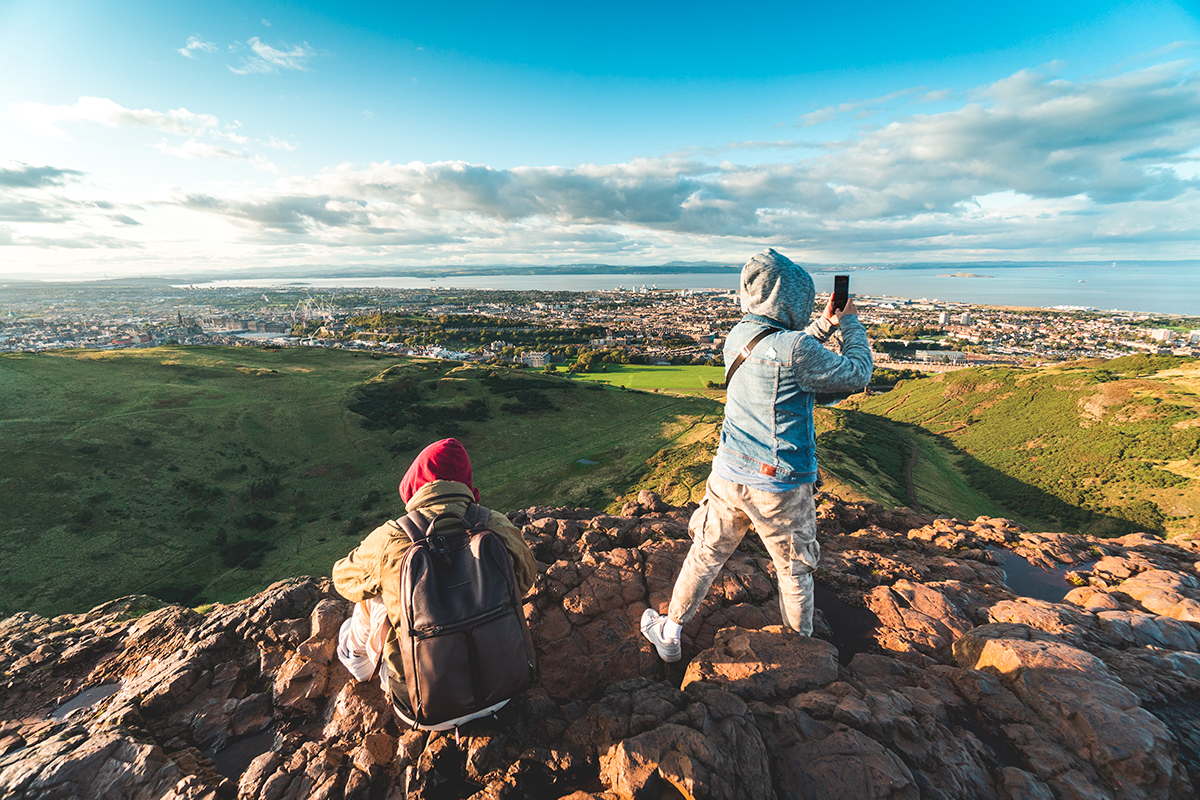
[955,624,1191,799]
[1096,610,1200,652]
[599,705,771,800]
[7,500,1200,800]
[772,727,918,800]
[866,580,976,660]
[996,766,1055,800]
[681,627,838,701]
[239,751,283,799]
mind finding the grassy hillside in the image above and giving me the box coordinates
[815,407,1046,525]
[0,347,722,616]
[839,355,1200,537]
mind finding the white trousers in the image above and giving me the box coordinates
[336,597,392,696]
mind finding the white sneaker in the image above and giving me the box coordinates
[640,609,681,662]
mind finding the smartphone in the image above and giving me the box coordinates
[832,275,850,312]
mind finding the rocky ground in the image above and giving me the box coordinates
[2,491,1200,800]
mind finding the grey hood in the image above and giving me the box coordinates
[739,248,815,331]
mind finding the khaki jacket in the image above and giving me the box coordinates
[331,480,536,686]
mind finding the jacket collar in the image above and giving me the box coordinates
[404,479,476,513]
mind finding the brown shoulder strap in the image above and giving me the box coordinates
[395,510,429,543]
[464,503,490,529]
[724,327,781,385]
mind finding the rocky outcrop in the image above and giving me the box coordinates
[2,493,1199,799]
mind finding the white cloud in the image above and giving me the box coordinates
[263,137,299,151]
[814,61,1200,213]
[798,88,923,127]
[155,139,245,160]
[0,162,84,188]
[799,107,837,127]
[173,63,1200,261]
[9,96,220,139]
[7,97,283,172]
[178,36,217,59]
[9,61,1200,267]
[154,139,278,172]
[229,37,316,75]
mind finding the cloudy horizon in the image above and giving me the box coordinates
[2,1,1199,279]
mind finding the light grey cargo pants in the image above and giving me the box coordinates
[667,472,820,635]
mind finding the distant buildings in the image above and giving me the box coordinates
[914,350,967,363]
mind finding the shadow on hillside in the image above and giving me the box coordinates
[843,413,1153,537]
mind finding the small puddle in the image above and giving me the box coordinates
[209,730,277,779]
[815,584,881,665]
[986,547,1095,603]
[50,683,122,720]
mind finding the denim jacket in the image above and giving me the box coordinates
[716,312,874,482]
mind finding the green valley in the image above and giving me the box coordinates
[0,347,722,617]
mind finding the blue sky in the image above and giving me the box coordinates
[2,0,1199,277]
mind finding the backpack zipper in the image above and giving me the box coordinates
[412,604,512,639]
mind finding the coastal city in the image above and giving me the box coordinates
[1,281,1198,370]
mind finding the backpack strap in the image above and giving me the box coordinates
[395,511,431,544]
[464,503,490,530]
[724,326,781,385]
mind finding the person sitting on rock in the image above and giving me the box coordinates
[332,437,536,700]
[641,249,873,661]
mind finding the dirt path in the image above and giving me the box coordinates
[903,440,923,512]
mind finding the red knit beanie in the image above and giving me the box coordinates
[398,438,480,504]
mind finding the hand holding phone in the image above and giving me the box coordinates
[832,275,849,312]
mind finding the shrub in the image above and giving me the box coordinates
[240,512,278,532]
[219,537,275,569]
[249,476,281,500]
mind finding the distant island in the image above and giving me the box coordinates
[937,272,994,278]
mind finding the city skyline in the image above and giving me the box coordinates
[2,1,1200,278]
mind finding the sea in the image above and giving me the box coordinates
[188,262,1200,316]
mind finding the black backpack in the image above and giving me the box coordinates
[389,503,536,730]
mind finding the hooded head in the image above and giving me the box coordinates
[398,438,481,504]
[739,248,815,331]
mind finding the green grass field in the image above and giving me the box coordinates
[570,364,726,394]
[0,347,723,616]
[840,355,1200,537]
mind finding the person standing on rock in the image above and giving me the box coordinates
[641,248,874,661]
[332,438,536,705]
